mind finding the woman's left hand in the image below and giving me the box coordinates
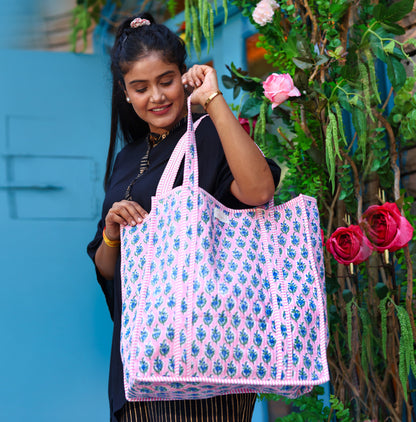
[182,64,219,108]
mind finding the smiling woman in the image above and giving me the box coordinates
[87,11,281,422]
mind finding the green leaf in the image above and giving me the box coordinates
[374,0,414,24]
[293,57,314,70]
[240,97,262,118]
[384,40,396,54]
[380,22,406,35]
[343,289,353,303]
[386,55,407,91]
[221,75,235,89]
[375,282,389,299]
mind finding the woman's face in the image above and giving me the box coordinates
[123,52,186,135]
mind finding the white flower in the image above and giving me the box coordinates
[252,0,279,26]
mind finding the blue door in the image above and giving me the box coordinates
[0,50,112,421]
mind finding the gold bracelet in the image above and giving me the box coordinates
[204,90,223,111]
[103,227,121,248]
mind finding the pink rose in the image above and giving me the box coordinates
[360,202,414,252]
[238,117,257,136]
[263,73,301,108]
[326,225,374,265]
[252,0,279,26]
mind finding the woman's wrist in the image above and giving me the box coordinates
[204,90,223,111]
[103,226,121,248]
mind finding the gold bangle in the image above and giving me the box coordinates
[204,90,222,111]
[103,227,120,248]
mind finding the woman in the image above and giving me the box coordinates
[88,12,281,422]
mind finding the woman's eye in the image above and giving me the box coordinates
[161,80,173,86]
[136,88,146,93]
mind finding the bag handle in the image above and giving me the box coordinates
[156,111,207,196]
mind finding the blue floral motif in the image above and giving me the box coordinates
[211,327,221,343]
[253,331,263,347]
[211,294,221,310]
[196,326,207,342]
[253,302,262,315]
[250,274,259,288]
[191,341,199,357]
[292,353,299,366]
[168,357,175,372]
[280,324,288,339]
[216,345,228,361]
[232,284,242,297]
[218,311,227,327]
[198,358,208,374]
[153,357,163,373]
[219,283,229,295]
[265,304,273,318]
[145,344,154,358]
[309,299,317,312]
[232,313,241,328]
[167,296,176,308]
[257,363,267,379]
[205,343,215,359]
[299,323,307,338]
[233,345,243,361]
[297,260,307,273]
[310,327,317,342]
[262,348,272,364]
[296,295,306,309]
[253,228,261,240]
[213,359,223,375]
[283,259,293,271]
[196,294,207,309]
[139,359,149,374]
[246,314,254,330]
[314,357,323,372]
[201,237,210,250]
[294,336,303,352]
[258,317,267,331]
[291,308,301,322]
[158,310,168,324]
[299,368,308,380]
[159,340,170,356]
[247,250,256,261]
[232,249,242,260]
[281,222,290,234]
[288,281,297,294]
[304,355,311,369]
[248,346,258,362]
[239,299,249,313]
[246,286,255,300]
[225,227,235,238]
[242,363,252,378]
[239,227,249,237]
[236,237,246,248]
[249,239,259,251]
[225,328,235,344]
[226,297,235,311]
[227,361,237,377]
[222,238,231,249]
[239,329,249,346]
[203,310,213,326]
[166,325,174,341]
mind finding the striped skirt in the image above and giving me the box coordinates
[117,393,257,422]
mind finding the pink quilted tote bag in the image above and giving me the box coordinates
[120,96,329,401]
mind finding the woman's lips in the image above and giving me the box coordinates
[150,104,172,115]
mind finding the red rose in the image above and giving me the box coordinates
[326,225,373,265]
[238,117,257,137]
[360,202,414,252]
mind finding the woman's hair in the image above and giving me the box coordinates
[104,12,187,189]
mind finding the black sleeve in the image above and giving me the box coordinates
[194,115,281,209]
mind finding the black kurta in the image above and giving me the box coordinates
[87,114,281,421]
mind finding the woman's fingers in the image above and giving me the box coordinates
[105,200,148,239]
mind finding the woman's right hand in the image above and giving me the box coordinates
[104,200,148,241]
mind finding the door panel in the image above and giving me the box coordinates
[0,50,112,421]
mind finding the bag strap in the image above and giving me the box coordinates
[156,99,207,196]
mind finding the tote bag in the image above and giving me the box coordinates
[120,96,329,401]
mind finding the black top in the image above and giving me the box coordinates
[87,114,281,421]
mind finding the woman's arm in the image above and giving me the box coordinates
[182,65,276,206]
